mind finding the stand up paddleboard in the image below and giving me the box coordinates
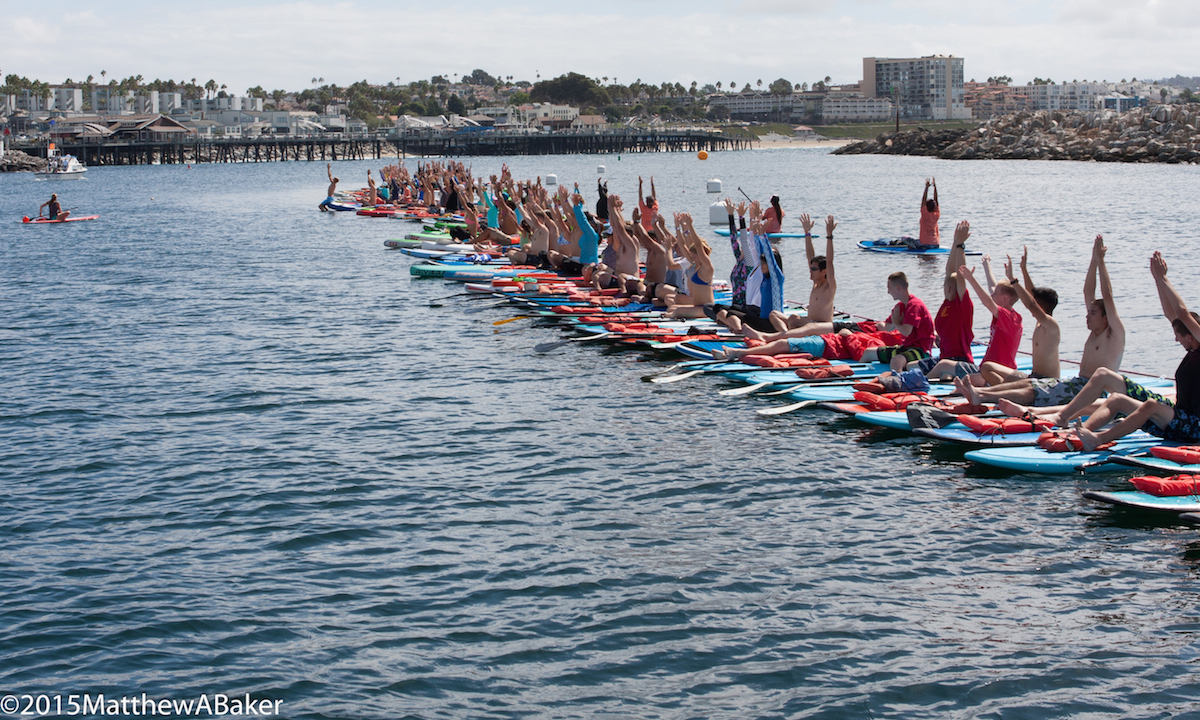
[22,215,99,224]
[857,239,982,256]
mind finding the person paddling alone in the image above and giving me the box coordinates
[40,193,69,221]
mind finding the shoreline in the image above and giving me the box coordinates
[752,137,857,149]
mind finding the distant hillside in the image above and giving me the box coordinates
[1159,75,1200,90]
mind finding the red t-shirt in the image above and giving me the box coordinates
[919,204,940,246]
[981,306,1023,369]
[936,293,975,362]
[763,206,782,234]
[895,295,935,352]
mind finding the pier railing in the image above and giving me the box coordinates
[30,129,751,166]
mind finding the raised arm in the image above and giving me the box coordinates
[802,213,816,264]
[1151,251,1200,339]
[931,177,938,206]
[921,178,930,209]
[1093,236,1121,337]
[981,255,999,296]
[945,220,969,299]
[960,264,999,317]
[607,194,634,254]
[824,215,837,291]
[1005,252,1049,322]
[1083,235,1100,306]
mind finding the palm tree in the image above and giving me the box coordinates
[716,81,722,92]
[602,76,608,85]
[757,79,762,91]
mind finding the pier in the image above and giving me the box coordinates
[36,130,750,166]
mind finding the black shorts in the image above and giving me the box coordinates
[832,320,863,333]
[877,346,929,365]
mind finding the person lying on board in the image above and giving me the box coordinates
[858,272,936,372]
[740,212,840,342]
[1045,251,1199,450]
[708,205,784,334]
[710,327,906,362]
[955,235,1124,409]
[665,213,716,319]
[910,220,976,380]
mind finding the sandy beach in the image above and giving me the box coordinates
[752,133,857,149]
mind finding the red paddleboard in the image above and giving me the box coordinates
[23,215,99,224]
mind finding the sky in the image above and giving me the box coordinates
[3,0,1197,95]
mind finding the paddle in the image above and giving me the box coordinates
[493,316,532,326]
[718,381,773,396]
[757,400,819,415]
[737,187,753,203]
[533,332,611,353]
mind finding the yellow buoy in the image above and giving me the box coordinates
[697,150,709,160]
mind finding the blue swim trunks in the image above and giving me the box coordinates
[786,336,826,356]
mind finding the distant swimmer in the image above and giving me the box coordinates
[39,193,69,221]
[319,163,339,211]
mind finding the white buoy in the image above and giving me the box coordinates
[597,165,606,174]
[545,174,558,186]
[707,179,722,193]
[709,201,728,225]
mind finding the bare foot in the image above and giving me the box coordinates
[997,398,1028,418]
[1073,419,1102,451]
[954,376,981,405]
[743,325,765,342]
[711,348,728,360]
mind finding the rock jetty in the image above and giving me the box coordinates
[0,150,47,172]
[834,103,1200,163]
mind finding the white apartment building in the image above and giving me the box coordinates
[1008,82,1106,112]
[863,55,971,120]
[820,96,895,123]
[706,93,793,119]
[52,87,84,113]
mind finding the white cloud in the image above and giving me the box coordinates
[1,0,1196,94]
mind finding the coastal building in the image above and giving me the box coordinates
[52,87,84,113]
[862,55,970,121]
[91,88,134,115]
[1008,82,1106,112]
[518,103,580,130]
[819,95,894,123]
[706,92,793,121]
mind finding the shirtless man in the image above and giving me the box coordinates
[996,247,1063,381]
[1061,251,1200,449]
[742,213,839,341]
[318,163,339,211]
[956,235,1124,408]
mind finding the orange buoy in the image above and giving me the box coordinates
[697,150,709,160]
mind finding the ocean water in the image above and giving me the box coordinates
[2,150,1200,719]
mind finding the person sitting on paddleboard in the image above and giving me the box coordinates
[859,272,936,372]
[40,193,69,222]
[956,235,1127,412]
[763,195,784,235]
[908,178,940,249]
[1041,251,1200,450]
[638,176,658,233]
[746,210,844,341]
[665,212,715,319]
[911,220,978,381]
[708,201,785,334]
[318,164,339,211]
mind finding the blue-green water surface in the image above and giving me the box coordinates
[2,150,1200,718]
